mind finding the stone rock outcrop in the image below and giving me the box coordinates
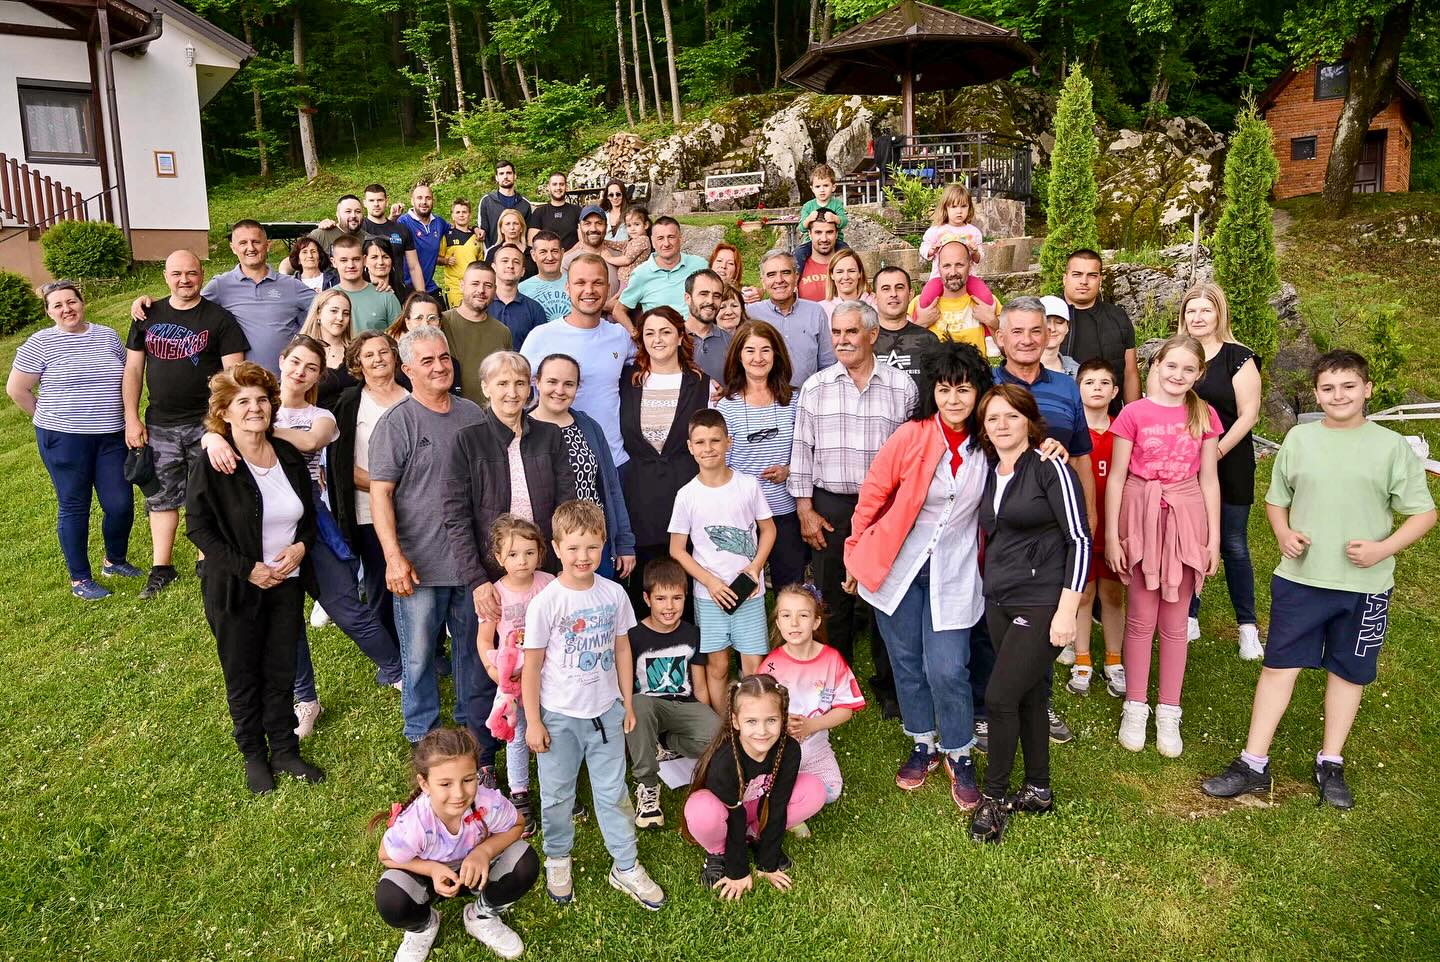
[753,95,895,206]
[1103,243,1215,328]
[680,225,726,259]
[1095,117,1224,250]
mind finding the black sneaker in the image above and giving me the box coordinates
[1048,707,1075,744]
[572,798,588,821]
[969,795,1008,843]
[1200,757,1273,799]
[138,565,178,600]
[511,790,537,838]
[270,751,326,783]
[194,558,206,579]
[973,719,989,754]
[1006,783,1055,814]
[1314,760,1355,810]
[244,756,276,795]
[747,840,792,873]
[700,853,727,890]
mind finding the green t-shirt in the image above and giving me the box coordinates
[1266,420,1434,593]
[799,196,848,242]
[345,283,402,333]
[440,309,513,407]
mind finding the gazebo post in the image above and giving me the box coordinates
[902,43,915,138]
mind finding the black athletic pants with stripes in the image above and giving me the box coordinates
[375,839,539,931]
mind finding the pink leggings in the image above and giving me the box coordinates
[1122,568,1197,706]
[918,273,994,309]
[683,773,827,854]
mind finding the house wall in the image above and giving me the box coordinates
[1266,63,1415,199]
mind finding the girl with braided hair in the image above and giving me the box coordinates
[681,674,825,900]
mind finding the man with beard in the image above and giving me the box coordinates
[562,205,620,296]
[398,183,449,296]
[908,240,998,357]
[360,183,426,295]
[527,172,581,250]
[682,269,730,383]
[291,195,365,261]
[478,159,532,244]
[795,211,848,302]
[440,261,513,407]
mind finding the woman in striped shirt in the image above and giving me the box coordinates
[6,281,141,599]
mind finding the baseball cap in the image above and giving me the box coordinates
[579,204,606,221]
[1039,295,1071,321]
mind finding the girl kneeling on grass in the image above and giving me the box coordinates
[1105,335,1222,758]
[373,727,538,962]
[682,674,825,899]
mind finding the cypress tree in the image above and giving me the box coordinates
[1212,100,1281,358]
[1040,65,1100,294]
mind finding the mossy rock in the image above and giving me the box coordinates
[1094,117,1224,250]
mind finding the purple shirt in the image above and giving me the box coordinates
[382,789,518,863]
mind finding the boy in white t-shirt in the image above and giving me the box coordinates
[668,409,777,708]
[522,500,666,911]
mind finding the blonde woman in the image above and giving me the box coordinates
[484,209,537,280]
[819,249,875,319]
[300,288,357,409]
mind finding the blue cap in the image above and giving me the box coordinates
[580,204,606,221]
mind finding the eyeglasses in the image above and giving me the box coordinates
[607,191,624,198]
[746,426,779,443]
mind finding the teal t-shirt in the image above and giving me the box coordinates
[345,284,402,333]
[1266,420,1434,593]
[799,197,848,242]
[517,273,572,321]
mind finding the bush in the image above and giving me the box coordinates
[449,100,512,173]
[676,32,755,104]
[0,270,44,335]
[1039,66,1100,294]
[514,78,605,154]
[1212,100,1280,359]
[41,220,130,280]
[883,170,943,224]
[1365,303,1407,411]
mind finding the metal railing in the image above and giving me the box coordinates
[836,131,1035,207]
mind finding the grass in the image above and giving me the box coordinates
[5,163,1440,959]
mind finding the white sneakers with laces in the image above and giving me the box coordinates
[1057,643,1076,666]
[1066,664,1092,694]
[1118,700,1150,752]
[634,782,664,828]
[608,861,666,910]
[545,855,573,904]
[1186,617,1201,642]
[393,908,440,962]
[1104,663,1127,698]
[1238,623,1264,661]
[1155,704,1184,757]
[464,902,524,959]
[293,699,323,739]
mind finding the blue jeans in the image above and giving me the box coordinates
[874,562,975,751]
[1189,501,1257,625]
[536,700,637,869]
[293,538,405,701]
[35,428,133,581]
[393,585,496,761]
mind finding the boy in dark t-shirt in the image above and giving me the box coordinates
[624,558,720,830]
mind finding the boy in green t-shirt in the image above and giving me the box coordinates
[1202,350,1435,809]
[798,164,848,244]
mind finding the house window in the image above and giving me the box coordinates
[17,81,96,164]
[1315,62,1349,101]
[1291,137,1318,161]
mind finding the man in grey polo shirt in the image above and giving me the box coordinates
[683,268,730,383]
[131,220,314,376]
[747,248,834,387]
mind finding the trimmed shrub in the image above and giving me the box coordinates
[1039,66,1101,294]
[1365,303,1407,411]
[1212,100,1280,359]
[0,270,45,335]
[40,220,130,280]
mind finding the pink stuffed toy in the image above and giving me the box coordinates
[486,643,523,742]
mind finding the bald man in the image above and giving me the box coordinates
[123,250,250,598]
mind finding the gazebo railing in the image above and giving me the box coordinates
[894,132,1033,203]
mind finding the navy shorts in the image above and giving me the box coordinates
[1263,575,1392,685]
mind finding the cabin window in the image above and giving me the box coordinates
[1314,63,1349,101]
[1291,137,1318,161]
[18,81,96,164]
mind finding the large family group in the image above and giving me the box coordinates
[6,159,1434,962]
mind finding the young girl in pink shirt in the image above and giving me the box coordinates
[1104,335,1222,759]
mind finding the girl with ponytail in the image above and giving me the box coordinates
[1104,335,1222,761]
[681,674,826,900]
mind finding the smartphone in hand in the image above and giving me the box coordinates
[719,572,757,613]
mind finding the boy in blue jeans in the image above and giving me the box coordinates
[1202,351,1435,809]
[523,500,666,909]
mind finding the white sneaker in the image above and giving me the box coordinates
[1155,704,1183,758]
[394,907,440,962]
[608,862,666,910]
[463,902,523,959]
[634,782,664,828]
[788,819,812,838]
[309,602,331,628]
[293,699,323,739]
[1118,700,1150,752]
[1186,617,1201,642]
[1104,663,1127,698]
[1066,664,1092,694]
[1057,643,1076,666]
[1238,623,1264,662]
[544,856,573,904]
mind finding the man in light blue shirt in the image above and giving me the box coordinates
[519,253,634,467]
[518,230,571,321]
[613,216,707,333]
[747,248,834,387]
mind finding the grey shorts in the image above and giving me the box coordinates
[146,421,206,512]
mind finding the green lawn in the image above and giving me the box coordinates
[4,194,1440,960]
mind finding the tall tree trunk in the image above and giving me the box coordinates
[614,0,636,126]
[807,0,818,45]
[473,13,497,101]
[1323,2,1412,216]
[773,0,782,87]
[515,57,533,101]
[292,12,319,181]
[392,13,417,142]
[242,18,269,178]
[496,48,518,104]
[658,0,681,123]
[1146,43,1169,125]
[821,1,833,41]
[630,0,648,118]
[641,0,663,116]
[445,0,470,147]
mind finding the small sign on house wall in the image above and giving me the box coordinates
[154,150,177,178]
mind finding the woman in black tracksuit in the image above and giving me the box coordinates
[974,384,1090,842]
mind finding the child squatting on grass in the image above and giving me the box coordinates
[373,727,538,962]
[681,673,826,900]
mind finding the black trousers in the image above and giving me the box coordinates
[768,510,808,593]
[376,840,540,931]
[206,578,305,759]
[811,488,893,697]
[983,601,1062,797]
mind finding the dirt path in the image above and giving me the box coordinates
[1271,208,1294,254]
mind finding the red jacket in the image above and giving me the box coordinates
[845,417,953,593]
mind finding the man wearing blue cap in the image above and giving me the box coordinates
[563,205,620,300]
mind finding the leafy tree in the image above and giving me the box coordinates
[1039,65,1101,294]
[1365,303,1407,410]
[676,31,754,103]
[514,78,605,152]
[1212,100,1281,358]
[399,18,449,154]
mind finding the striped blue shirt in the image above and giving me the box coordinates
[716,395,797,516]
[11,324,126,433]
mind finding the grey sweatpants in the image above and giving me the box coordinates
[624,696,720,788]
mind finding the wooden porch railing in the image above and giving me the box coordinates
[0,153,97,235]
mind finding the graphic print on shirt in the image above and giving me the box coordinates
[705,524,757,559]
[1133,419,1204,480]
[878,348,912,370]
[560,603,618,673]
[636,642,695,697]
[145,324,209,364]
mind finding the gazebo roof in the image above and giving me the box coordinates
[827,0,1019,48]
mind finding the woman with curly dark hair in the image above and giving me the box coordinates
[844,339,995,813]
[282,236,332,292]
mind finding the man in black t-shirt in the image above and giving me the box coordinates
[526,172,580,250]
[871,265,940,385]
[1060,248,1139,414]
[122,250,249,598]
[361,183,425,294]
[478,159,532,244]
[624,559,721,829]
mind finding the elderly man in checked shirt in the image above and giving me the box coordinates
[788,300,918,714]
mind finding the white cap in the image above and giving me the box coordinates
[1039,294,1070,321]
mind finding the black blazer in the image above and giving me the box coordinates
[619,364,710,547]
[185,437,318,614]
[442,408,577,592]
[326,384,364,548]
